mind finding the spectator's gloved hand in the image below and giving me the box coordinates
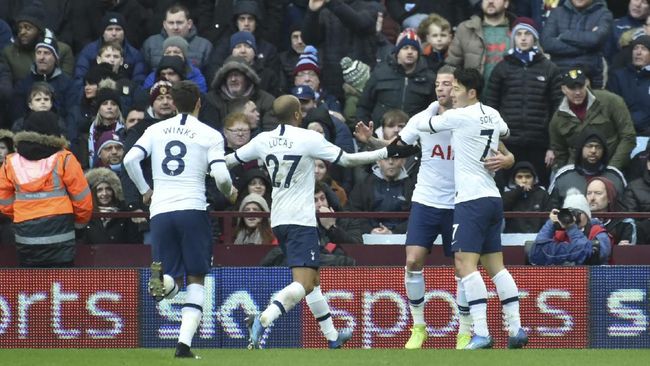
[386,143,419,159]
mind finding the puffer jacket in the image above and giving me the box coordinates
[356,55,435,124]
[486,52,563,148]
[530,218,611,265]
[549,89,636,170]
[540,0,613,87]
[607,65,650,135]
[200,57,276,132]
[141,26,212,72]
[0,130,92,266]
[301,0,381,100]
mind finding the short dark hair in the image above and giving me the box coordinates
[453,68,483,99]
[167,4,191,20]
[170,80,200,113]
[314,181,328,196]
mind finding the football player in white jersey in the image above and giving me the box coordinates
[355,66,515,350]
[123,81,237,359]
[225,95,416,349]
[418,68,527,350]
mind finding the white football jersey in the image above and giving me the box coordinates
[400,101,455,209]
[234,124,342,227]
[429,102,509,204]
[133,113,225,217]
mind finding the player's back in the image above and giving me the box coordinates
[143,114,224,216]
[235,124,342,227]
[447,103,508,203]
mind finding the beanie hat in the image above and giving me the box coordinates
[394,29,422,53]
[95,87,121,107]
[588,176,618,212]
[239,193,270,213]
[511,17,540,46]
[562,187,592,219]
[631,35,650,52]
[162,36,189,58]
[35,33,59,61]
[15,1,46,33]
[101,12,126,32]
[230,31,257,54]
[24,111,61,137]
[95,130,123,156]
[293,45,320,76]
[85,62,117,84]
[232,0,262,21]
[156,55,186,80]
[340,56,370,92]
[149,80,173,105]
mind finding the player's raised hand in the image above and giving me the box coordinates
[354,121,373,143]
[142,189,153,206]
[386,142,419,159]
[309,0,329,11]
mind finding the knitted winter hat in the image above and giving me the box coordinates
[24,111,61,137]
[35,33,59,61]
[394,29,422,53]
[149,80,173,105]
[632,35,650,51]
[340,57,370,92]
[85,62,117,84]
[101,12,126,32]
[95,130,123,156]
[163,36,189,58]
[230,31,257,54]
[239,193,270,212]
[293,45,320,76]
[511,17,540,45]
[95,86,121,107]
[15,0,46,33]
[563,187,592,219]
[156,55,186,80]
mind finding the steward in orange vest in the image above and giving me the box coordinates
[0,111,92,267]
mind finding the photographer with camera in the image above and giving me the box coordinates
[529,187,612,265]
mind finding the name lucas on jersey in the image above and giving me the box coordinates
[269,137,293,149]
[431,144,453,160]
[162,126,196,138]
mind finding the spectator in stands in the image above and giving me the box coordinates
[0,19,12,51]
[153,55,186,85]
[228,31,285,97]
[486,17,563,185]
[301,0,381,101]
[416,13,453,74]
[81,167,141,244]
[233,168,272,210]
[223,112,252,154]
[549,68,636,171]
[340,56,371,128]
[606,0,649,61]
[529,187,611,265]
[608,35,650,136]
[78,63,115,127]
[0,111,92,267]
[230,99,261,136]
[11,82,66,134]
[87,86,125,168]
[94,130,124,173]
[315,158,348,207]
[510,0,565,27]
[233,193,275,245]
[0,129,12,166]
[12,36,80,144]
[0,58,10,129]
[357,29,435,124]
[587,176,636,245]
[541,0,613,88]
[299,96,354,154]
[292,46,342,113]
[74,12,146,85]
[201,56,275,132]
[622,143,650,244]
[279,24,306,91]
[446,0,515,96]
[124,105,145,132]
[0,129,14,245]
[611,16,650,71]
[386,0,471,29]
[205,1,279,80]
[1,4,75,81]
[347,155,414,235]
[549,129,627,208]
[141,4,212,73]
[315,181,362,245]
[502,161,551,233]
[142,36,208,93]
[87,43,142,111]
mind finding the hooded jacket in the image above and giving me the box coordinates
[0,130,92,265]
[502,161,551,233]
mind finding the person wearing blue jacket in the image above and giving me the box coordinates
[141,36,207,93]
[74,12,146,85]
[529,187,611,265]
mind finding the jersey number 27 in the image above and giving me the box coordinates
[265,154,302,188]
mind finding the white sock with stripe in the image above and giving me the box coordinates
[462,271,489,337]
[455,276,472,335]
[260,281,306,327]
[492,269,521,337]
[404,267,426,326]
[178,283,204,347]
[306,286,338,341]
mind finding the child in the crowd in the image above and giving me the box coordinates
[502,161,552,233]
[233,193,276,245]
[11,82,65,133]
[417,13,453,73]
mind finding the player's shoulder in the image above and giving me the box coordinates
[410,101,439,122]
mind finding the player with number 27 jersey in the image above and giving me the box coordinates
[232,124,342,228]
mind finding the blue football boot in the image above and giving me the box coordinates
[508,328,529,349]
[328,329,352,349]
[464,335,493,350]
[246,314,266,349]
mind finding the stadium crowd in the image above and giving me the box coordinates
[0,0,650,266]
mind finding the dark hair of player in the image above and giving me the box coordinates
[170,80,200,113]
[453,68,483,99]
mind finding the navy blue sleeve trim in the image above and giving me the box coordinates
[234,151,246,164]
[133,144,149,157]
[428,117,436,133]
[331,149,343,164]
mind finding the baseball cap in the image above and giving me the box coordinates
[291,85,315,100]
[562,68,587,88]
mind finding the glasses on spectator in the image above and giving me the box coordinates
[226,127,250,134]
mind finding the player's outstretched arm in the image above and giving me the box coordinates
[123,147,151,196]
[337,142,418,167]
[210,161,237,204]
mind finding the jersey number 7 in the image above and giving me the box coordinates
[265,154,302,188]
[479,129,494,162]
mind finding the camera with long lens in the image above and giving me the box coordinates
[557,208,579,226]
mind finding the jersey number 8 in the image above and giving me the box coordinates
[162,140,186,176]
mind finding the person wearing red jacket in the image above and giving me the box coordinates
[0,111,92,267]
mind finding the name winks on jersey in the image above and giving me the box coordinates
[269,137,294,149]
[162,126,197,139]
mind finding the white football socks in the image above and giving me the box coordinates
[455,276,472,335]
[163,274,179,299]
[462,271,489,337]
[305,286,338,341]
[178,283,204,347]
[492,269,521,337]
[404,267,426,326]
[260,281,306,327]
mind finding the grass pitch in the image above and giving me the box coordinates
[3,349,649,366]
